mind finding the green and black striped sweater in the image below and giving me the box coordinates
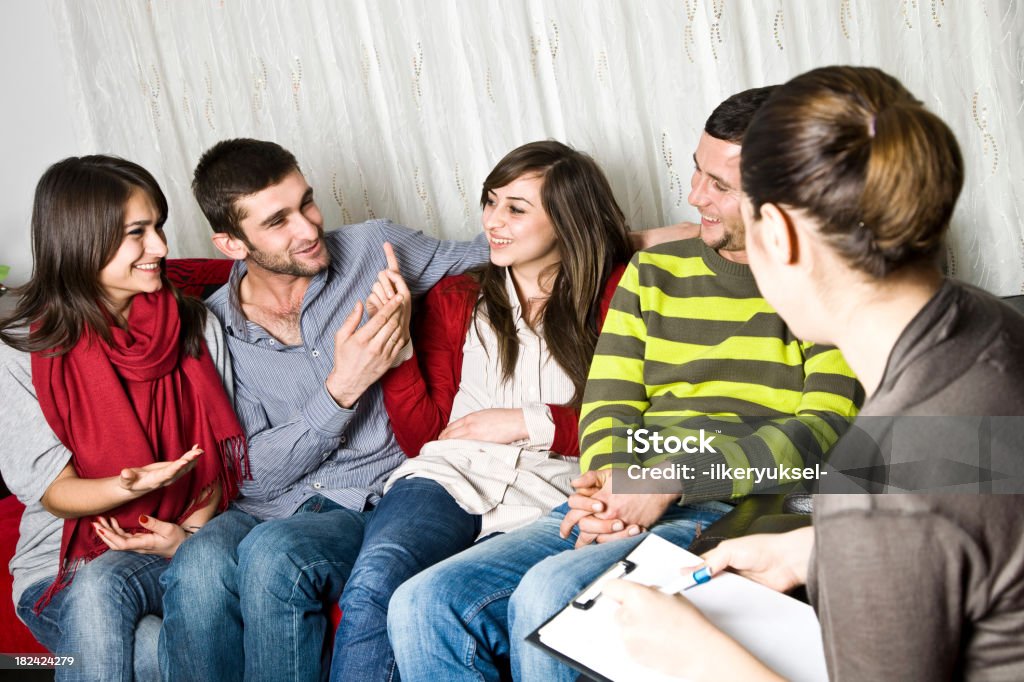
[580,238,863,503]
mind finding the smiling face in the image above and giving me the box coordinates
[234,170,328,277]
[98,189,168,315]
[482,173,560,277]
[688,132,746,262]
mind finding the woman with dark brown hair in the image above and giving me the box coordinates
[327,140,633,681]
[0,155,245,681]
[605,66,1024,681]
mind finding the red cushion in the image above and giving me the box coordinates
[0,495,48,653]
[328,604,342,639]
[165,258,233,298]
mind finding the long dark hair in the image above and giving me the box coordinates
[0,155,207,356]
[475,141,632,408]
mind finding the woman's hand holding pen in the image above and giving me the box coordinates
[699,526,814,593]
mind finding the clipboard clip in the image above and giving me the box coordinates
[571,559,636,610]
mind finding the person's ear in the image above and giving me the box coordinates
[211,232,249,261]
[758,203,799,265]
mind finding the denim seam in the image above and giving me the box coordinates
[459,586,517,675]
[109,554,167,605]
[288,557,354,678]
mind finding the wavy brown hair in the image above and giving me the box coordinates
[741,66,963,277]
[0,155,207,356]
[474,141,632,408]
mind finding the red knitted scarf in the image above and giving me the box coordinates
[30,288,247,610]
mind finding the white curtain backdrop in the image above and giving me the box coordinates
[51,0,1024,293]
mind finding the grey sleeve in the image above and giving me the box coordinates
[203,314,234,402]
[0,350,73,504]
[811,510,970,681]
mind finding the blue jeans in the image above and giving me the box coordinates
[388,500,731,682]
[330,477,481,682]
[17,549,167,682]
[159,506,259,682]
[159,498,369,682]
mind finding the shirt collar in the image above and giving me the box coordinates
[221,258,331,342]
[503,268,524,321]
[222,260,251,339]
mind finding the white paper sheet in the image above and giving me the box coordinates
[534,534,828,681]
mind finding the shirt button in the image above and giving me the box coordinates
[311,349,320,357]
[268,339,276,346]
[340,436,347,445]
[313,482,323,490]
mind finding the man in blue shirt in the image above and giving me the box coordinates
[158,138,489,682]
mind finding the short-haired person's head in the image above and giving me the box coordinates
[689,86,777,259]
[193,138,300,240]
[476,140,632,407]
[196,139,327,277]
[704,86,779,145]
[741,66,963,278]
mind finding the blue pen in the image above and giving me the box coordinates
[659,565,713,595]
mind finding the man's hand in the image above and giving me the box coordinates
[326,293,406,408]
[93,514,189,559]
[559,470,624,547]
[559,469,679,548]
[365,242,412,345]
[118,446,202,494]
[437,408,528,443]
[699,526,814,593]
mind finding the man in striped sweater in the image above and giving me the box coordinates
[388,87,863,682]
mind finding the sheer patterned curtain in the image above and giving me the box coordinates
[52,0,1024,293]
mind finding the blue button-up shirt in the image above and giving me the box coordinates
[205,219,488,519]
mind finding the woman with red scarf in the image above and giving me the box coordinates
[0,155,246,681]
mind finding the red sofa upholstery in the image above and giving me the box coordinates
[0,495,47,654]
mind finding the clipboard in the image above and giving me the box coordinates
[526,534,828,682]
[525,558,637,682]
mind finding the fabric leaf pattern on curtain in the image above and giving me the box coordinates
[52,0,1024,293]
